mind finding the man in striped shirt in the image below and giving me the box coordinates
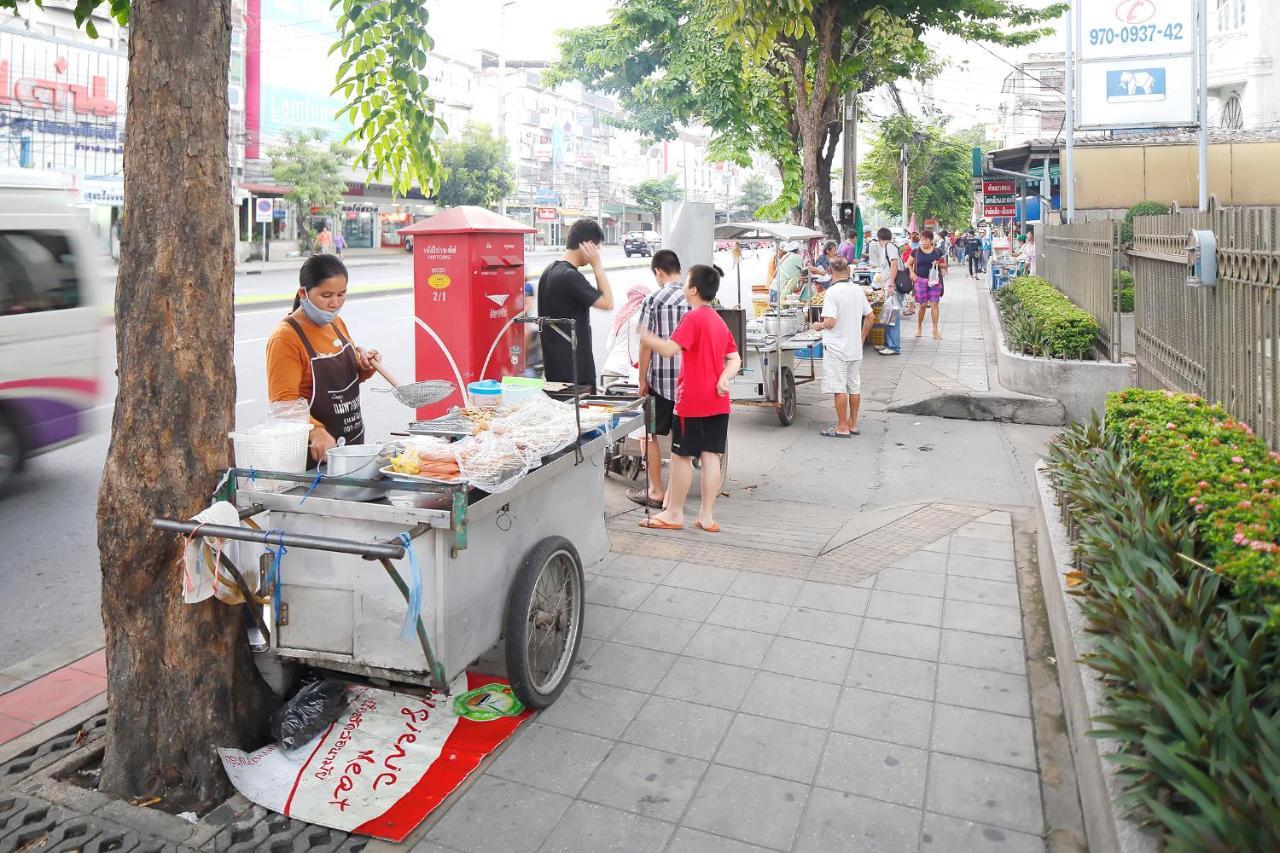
[630,249,689,508]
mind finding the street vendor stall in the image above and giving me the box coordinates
[712,222,826,426]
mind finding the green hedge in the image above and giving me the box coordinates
[1120,200,1170,244]
[1105,388,1280,619]
[996,275,1100,360]
[1050,419,1280,848]
[1114,269,1134,313]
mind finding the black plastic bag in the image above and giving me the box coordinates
[269,678,348,751]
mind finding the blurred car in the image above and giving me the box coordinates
[623,230,661,258]
[0,180,101,492]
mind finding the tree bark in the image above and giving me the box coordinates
[816,111,841,239]
[785,1,840,229]
[97,0,274,811]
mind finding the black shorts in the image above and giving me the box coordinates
[648,393,675,436]
[671,414,729,457]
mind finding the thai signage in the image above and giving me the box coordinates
[0,32,126,176]
[981,179,1017,219]
[1075,0,1196,128]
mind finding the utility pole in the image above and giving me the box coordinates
[497,0,514,216]
[1196,0,1208,211]
[1064,0,1075,222]
[841,94,856,204]
[900,143,909,229]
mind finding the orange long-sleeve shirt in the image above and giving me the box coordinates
[265,315,376,430]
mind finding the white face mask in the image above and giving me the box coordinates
[300,293,340,325]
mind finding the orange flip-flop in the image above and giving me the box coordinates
[695,521,721,533]
[639,518,684,530]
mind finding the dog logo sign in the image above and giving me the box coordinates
[1106,67,1166,102]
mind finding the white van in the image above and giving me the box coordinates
[0,178,101,490]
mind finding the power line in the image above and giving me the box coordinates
[974,42,1066,96]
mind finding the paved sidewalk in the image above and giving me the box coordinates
[404,504,1047,853]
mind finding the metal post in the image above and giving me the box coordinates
[497,0,514,216]
[900,144,909,229]
[1197,0,1209,212]
[1065,0,1076,223]
[841,94,856,204]
[1041,159,1051,225]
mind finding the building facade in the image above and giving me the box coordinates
[0,2,127,256]
[1207,0,1279,130]
[995,52,1067,149]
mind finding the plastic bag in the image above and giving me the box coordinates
[491,395,578,463]
[270,678,349,751]
[267,398,313,424]
[181,501,265,605]
[454,430,531,494]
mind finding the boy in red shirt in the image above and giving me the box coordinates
[638,264,742,533]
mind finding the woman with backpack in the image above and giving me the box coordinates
[907,229,948,340]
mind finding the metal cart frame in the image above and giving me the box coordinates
[155,415,643,710]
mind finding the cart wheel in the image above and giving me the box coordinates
[623,455,644,482]
[777,366,797,426]
[505,536,584,709]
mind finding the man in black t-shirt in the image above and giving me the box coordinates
[537,219,615,391]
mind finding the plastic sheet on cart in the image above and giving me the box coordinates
[218,673,532,842]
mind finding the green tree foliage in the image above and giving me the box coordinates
[1120,200,1171,244]
[735,174,773,219]
[267,129,354,243]
[630,176,683,224]
[862,115,977,228]
[553,0,1059,229]
[435,123,515,209]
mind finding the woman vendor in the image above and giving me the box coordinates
[266,254,379,464]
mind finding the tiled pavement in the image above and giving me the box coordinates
[412,506,1049,853]
[0,650,106,747]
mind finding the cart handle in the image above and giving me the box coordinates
[151,518,406,560]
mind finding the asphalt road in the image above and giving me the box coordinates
[0,250,770,668]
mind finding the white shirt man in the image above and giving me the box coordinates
[811,257,875,436]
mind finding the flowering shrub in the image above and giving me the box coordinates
[1106,388,1280,617]
[996,276,1100,360]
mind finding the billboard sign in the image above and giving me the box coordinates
[1074,0,1196,129]
[984,204,1017,219]
[982,179,1016,196]
[1078,0,1193,61]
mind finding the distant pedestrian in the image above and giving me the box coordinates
[811,256,874,436]
[313,224,334,255]
[981,229,993,273]
[837,231,857,264]
[770,241,805,303]
[908,229,947,340]
[965,231,983,277]
[334,230,346,258]
[639,264,742,533]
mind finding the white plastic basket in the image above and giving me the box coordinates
[228,421,312,494]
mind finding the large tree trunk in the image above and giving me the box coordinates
[97,0,274,811]
[816,121,840,239]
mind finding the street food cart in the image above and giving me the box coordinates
[156,402,644,710]
[712,222,826,426]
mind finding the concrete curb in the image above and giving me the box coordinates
[1033,461,1160,853]
[0,631,102,698]
[887,390,1065,425]
[228,257,656,313]
[989,292,1135,424]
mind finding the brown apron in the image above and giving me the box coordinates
[285,318,365,449]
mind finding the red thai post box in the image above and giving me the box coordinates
[399,206,537,418]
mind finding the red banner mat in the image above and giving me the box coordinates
[219,672,533,842]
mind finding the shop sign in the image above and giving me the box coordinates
[984,204,1017,218]
[535,207,558,222]
[981,180,1016,196]
[0,32,127,173]
[1074,0,1196,129]
[255,197,274,223]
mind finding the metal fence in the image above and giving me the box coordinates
[1040,220,1122,361]
[1130,207,1280,450]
